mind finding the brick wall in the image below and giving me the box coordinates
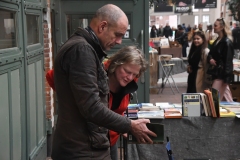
[44,0,53,122]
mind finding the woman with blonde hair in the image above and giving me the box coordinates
[207,18,234,102]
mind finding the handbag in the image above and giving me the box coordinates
[206,65,223,77]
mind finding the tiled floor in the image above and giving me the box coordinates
[150,71,188,104]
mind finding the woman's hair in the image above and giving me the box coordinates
[187,28,195,42]
[107,46,148,78]
[151,25,156,30]
[188,31,207,60]
[216,18,232,40]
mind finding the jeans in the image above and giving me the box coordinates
[110,143,118,160]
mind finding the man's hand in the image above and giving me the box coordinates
[130,119,157,144]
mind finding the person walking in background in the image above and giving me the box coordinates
[47,46,148,160]
[207,18,234,102]
[187,31,210,93]
[163,22,173,38]
[175,26,189,57]
[51,4,156,160]
[198,23,203,32]
[187,24,191,33]
[150,25,158,38]
[158,24,164,37]
[232,21,240,58]
[193,24,198,31]
[182,23,187,32]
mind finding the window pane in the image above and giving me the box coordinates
[202,15,209,24]
[0,9,17,49]
[195,16,199,25]
[203,8,209,12]
[26,14,39,45]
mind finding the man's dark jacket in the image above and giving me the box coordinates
[52,28,131,160]
[163,26,172,38]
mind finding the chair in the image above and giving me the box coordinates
[158,55,180,94]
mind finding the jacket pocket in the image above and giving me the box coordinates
[97,66,109,95]
[87,122,110,149]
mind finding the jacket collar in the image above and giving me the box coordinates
[74,27,107,61]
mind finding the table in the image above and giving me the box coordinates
[158,58,187,78]
[161,47,182,58]
[126,117,240,160]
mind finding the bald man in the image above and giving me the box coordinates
[51,4,156,160]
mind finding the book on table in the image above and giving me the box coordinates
[127,103,142,110]
[204,88,220,117]
[127,123,164,144]
[164,108,182,118]
[211,88,220,117]
[137,110,164,119]
[182,93,201,117]
[219,107,236,117]
[204,89,217,117]
[220,101,240,118]
[155,102,175,109]
[199,93,210,116]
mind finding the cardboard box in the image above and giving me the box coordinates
[229,83,240,97]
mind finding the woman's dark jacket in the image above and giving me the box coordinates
[52,27,131,160]
[207,36,234,84]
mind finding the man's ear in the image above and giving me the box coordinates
[98,21,108,33]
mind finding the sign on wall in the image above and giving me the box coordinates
[174,0,192,13]
[154,2,173,12]
[174,5,192,13]
[194,0,217,9]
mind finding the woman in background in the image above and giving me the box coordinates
[205,23,218,49]
[150,25,158,38]
[207,18,234,102]
[46,46,148,160]
[187,31,210,93]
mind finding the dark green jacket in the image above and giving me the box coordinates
[52,28,131,160]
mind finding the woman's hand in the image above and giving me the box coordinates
[210,58,216,66]
[187,65,192,73]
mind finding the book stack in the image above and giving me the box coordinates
[124,103,141,118]
[220,101,240,118]
[140,103,160,111]
[203,88,220,117]
[137,110,164,119]
[156,102,182,118]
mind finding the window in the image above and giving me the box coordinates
[203,8,209,12]
[26,14,39,45]
[194,16,199,25]
[202,15,209,24]
[0,9,17,49]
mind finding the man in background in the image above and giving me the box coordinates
[232,21,240,58]
[163,22,173,38]
[198,23,203,32]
